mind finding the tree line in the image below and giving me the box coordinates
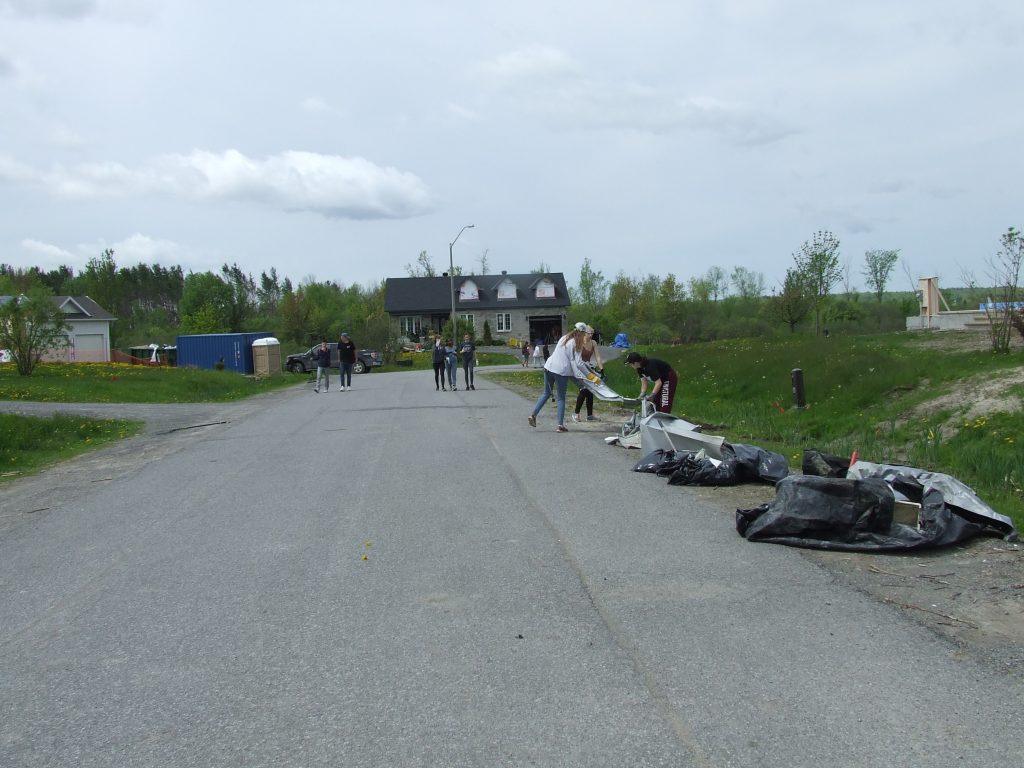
[2,227,1019,360]
[0,250,392,353]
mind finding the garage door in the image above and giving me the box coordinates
[73,333,107,362]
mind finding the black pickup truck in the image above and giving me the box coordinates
[285,344,383,375]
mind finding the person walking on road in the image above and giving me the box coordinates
[444,338,459,391]
[521,340,530,367]
[531,340,544,368]
[626,351,678,414]
[527,323,587,433]
[337,331,356,391]
[313,339,331,393]
[432,336,447,391]
[460,333,477,390]
[572,325,603,422]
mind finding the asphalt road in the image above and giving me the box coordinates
[1,369,1021,767]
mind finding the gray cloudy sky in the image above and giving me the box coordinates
[1,0,1021,294]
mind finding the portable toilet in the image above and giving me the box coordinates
[252,336,282,377]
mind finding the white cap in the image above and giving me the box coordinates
[574,322,587,332]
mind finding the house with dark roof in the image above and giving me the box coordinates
[384,272,571,344]
[0,295,115,363]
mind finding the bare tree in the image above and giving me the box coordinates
[404,251,436,277]
[983,226,1023,353]
[476,249,490,275]
[793,230,842,335]
[841,256,856,300]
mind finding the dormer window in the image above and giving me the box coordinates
[534,278,555,299]
[458,279,479,301]
[496,279,517,300]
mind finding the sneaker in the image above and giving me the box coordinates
[587,415,599,422]
[470,385,475,390]
[453,387,458,391]
[527,415,536,428]
[314,388,319,393]
[555,425,568,433]
[572,413,580,423]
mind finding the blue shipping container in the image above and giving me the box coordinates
[175,333,275,374]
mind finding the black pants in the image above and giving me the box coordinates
[575,388,593,417]
[433,362,446,389]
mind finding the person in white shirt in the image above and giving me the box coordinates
[527,323,588,432]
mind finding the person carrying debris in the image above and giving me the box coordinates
[572,325,603,422]
[527,323,588,432]
[625,351,677,414]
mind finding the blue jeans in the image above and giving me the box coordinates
[339,362,353,387]
[316,366,330,391]
[532,370,569,426]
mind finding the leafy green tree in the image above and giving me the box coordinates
[767,268,813,333]
[0,289,71,375]
[863,249,900,304]
[221,262,257,331]
[179,271,233,334]
[571,258,609,306]
[793,230,842,335]
[730,266,765,300]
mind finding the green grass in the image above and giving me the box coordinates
[496,333,1024,529]
[0,362,297,403]
[0,412,143,481]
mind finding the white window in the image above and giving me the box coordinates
[458,279,479,301]
[534,278,555,299]
[459,313,474,327]
[400,316,422,336]
[497,279,517,300]
[495,313,511,332]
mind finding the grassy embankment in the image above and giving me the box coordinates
[0,361,297,481]
[488,332,1024,529]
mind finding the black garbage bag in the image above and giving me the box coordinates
[802,449,850,478]
[725,443,790,484]
[736,474,995,551]
[633,449,674,474]
[667,455,740,486]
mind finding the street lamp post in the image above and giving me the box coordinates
[449,224,474,342]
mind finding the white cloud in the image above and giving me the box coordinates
[20,237,75,262]
[447,102,480,122]
[0,154,36,182]
[13,149,434,219]
[300,96,331,114]
[49,124,86,149]
[479,46,795,145]
[481,45,581,81]
[108,232,181,263]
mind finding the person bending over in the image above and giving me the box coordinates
[625,351,677,414]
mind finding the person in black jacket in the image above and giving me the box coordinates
[337,331,356,391]
[313,339,331,393]
[431,335,447,391]
[625,351,677,414]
